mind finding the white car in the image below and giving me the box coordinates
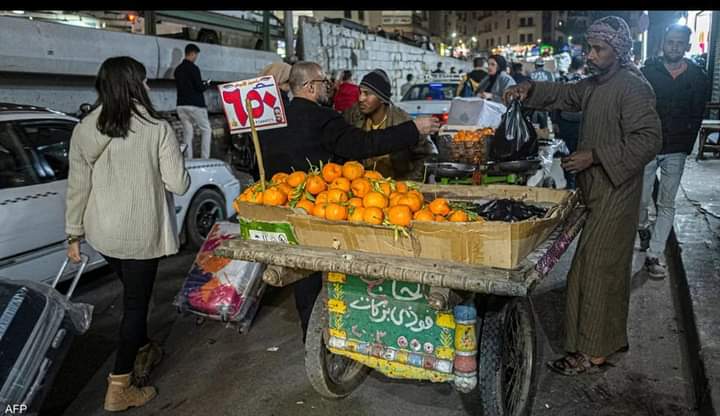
[396,78,459,125]
[0,103,251,283]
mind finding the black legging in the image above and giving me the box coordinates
[102,255,159,375]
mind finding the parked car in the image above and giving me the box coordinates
[0,103,251,284]
[395,78,459,126]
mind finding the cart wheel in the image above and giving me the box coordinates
[477,297,537,416]
[305,289,369,399]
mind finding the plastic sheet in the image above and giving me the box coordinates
[447,97,507,129]
[175,222,265,323]
[473,199,548,222]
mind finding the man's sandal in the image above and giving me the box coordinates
[546,353,610,376]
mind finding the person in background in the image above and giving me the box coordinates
[401,73,414,98]
[344,69,438,181]
[432,61,445,74]
[638,24,709,277]
[477,54,516,103]
[66,57,190,411]
[504,16,661,376]
[332,70,360,112]
[260,62,292,107]
[530,58,556,82]
[551,55,588,189]
[456,57,488,97]
[174,43,212,159]
[450,66,457,74]
[511,62,531,84]
[555,45,572,77]
[259,62,440,341]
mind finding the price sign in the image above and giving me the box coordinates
[218,75,288,134]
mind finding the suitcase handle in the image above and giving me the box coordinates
[52,254,89,300]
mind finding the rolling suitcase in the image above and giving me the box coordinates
[0,255,93,413]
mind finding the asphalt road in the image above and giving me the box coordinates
[42,238,698,416]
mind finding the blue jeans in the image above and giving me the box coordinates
[638,153,687,258]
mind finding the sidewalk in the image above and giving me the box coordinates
[669,154,720,416]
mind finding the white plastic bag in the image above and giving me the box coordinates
[447,97,507,129]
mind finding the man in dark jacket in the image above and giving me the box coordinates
[259,61,439,340]
[456,57,488,97]
[638,24,709,278]
[174,44,211,159]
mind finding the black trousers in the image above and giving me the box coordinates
[102,255,159,375]
[293,271,322,343]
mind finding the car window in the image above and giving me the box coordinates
[402,83,458,101]
[16,120,75,182]
[0,122,39,189]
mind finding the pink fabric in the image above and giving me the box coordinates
[333,82,360,112]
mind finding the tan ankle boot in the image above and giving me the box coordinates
[133,341,163,386]
[104,373,157,412]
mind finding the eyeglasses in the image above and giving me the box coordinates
[304,78,333,88]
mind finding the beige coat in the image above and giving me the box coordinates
[65,106,190,259]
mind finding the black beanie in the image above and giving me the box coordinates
[360,69,392,104]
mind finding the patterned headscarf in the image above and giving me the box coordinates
[586,16,634,66]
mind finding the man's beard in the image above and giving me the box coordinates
[663,53,684,64]
[317,94,331,107]
[586,62,607,75]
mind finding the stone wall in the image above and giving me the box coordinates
[298,19,473,100]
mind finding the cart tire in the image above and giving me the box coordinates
[477,297,537,416]
[305,289,369,399]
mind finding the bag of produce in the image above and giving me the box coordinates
[490,99,539,162]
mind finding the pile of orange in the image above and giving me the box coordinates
[235,161,478,227]
[453,128,495,142]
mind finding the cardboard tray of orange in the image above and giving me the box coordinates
[287,184,577,270]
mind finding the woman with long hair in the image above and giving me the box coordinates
[65,56,189,411]
[477,54,516,103]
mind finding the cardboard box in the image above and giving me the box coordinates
[287,185,576,270]
[234,202,298,244]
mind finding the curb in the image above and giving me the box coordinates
[667,227,716,416]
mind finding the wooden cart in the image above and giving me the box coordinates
[215,205,587,416]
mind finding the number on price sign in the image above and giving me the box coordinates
[218,75,288,134]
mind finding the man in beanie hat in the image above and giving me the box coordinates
[504,16,662,375]
[344,69,437,180]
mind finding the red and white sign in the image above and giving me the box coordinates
[218,75,287,134]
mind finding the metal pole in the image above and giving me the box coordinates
[143,11,156,36]
[284,10,294,59]
[263,11,271,52]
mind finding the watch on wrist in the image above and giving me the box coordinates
[67,235,82,244]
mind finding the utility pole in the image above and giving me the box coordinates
[262,11,271,52]
[284,10,294,59]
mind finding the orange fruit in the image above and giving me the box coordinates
[363,191,388,209]
[247,190,264,204]
[330,177,351,193]
[325,203,348,221]
[408,190,425,203]
[349,197,364,209]
[295,199,315,214]
[429,198,451,216]
[434,215,447,222]
[388,205,412,227]
[263,187,287,206]
[364,170,383,180]
[395,181,409,193]
[342,161,365,180]
[397,194,422,212]
[348,206,366,222]
[363,207,384,225]
[377,181,392,196]
[312,203,327,218]
[350,178,372,198]
[286,171,307,187]
[315,191,329,205]
[321,162,343,183]
[327,188,349,203]
[389,192,404,207]
[238,192,249,202]
[448,210,469,222]
[271,172,289,184]
[413,209,434,222]
[305,174,327,195]
[277,183,293,196]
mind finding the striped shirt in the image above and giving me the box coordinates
[65,106,190,259]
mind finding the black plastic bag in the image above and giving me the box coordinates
[490,99,538,162]
[474,199,547,222]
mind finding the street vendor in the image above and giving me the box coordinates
[504,16,662,375]
[343,68,438,181]
[259,61,439,341]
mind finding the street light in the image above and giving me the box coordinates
[452,32,457,38]
[471,36,477,42]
